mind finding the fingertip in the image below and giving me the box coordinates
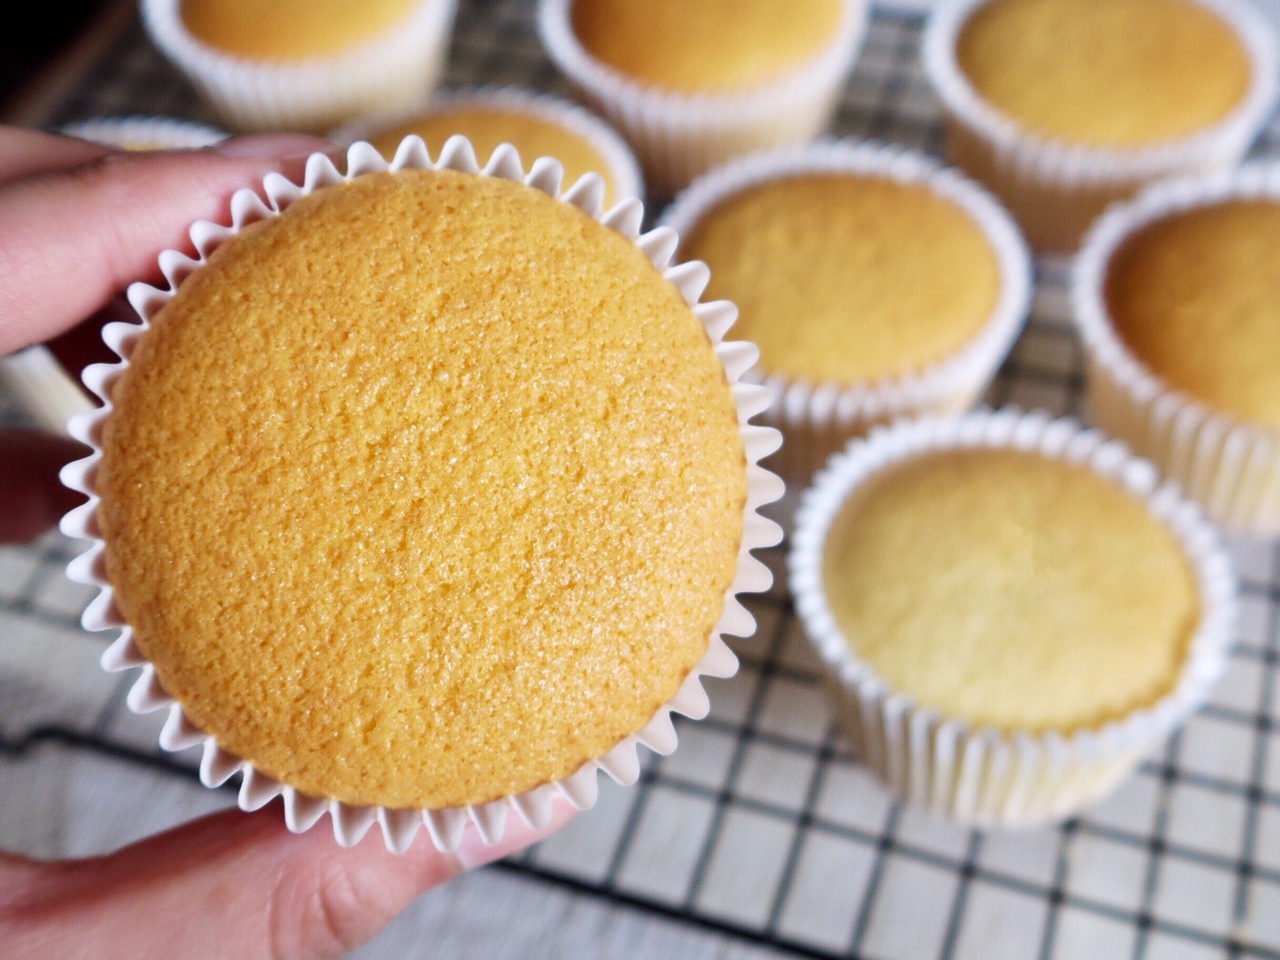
[0,126,117,184]
[210,133,336,161]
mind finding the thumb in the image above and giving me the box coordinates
[2,797,576,960]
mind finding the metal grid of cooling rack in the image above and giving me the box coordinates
[5,2,1280,958]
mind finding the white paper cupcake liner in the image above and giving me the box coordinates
[141,0,458,133]
[60,116,228,151]
[790,409,1236,826]
[923,0,1279,252]
[538,0,869,197]
[332,86,644,204]
[1074,163,1280,538]
[57,136,785,853]
[659,140,1032,482]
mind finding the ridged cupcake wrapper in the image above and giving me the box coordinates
[1074,163,1280,537]
[142,0,458,133]
[659,140,1032,483]
[57,136,785,853]
[332,85,645,204]
[923,0,1279,252]
[789,409,1236,826]
[538,0,869,197]
[60,116,228,151]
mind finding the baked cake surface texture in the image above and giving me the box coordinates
[570,0,845,92]
[1104,199,1280,427]
[823,448,1200,734]
[956,0,1250,147]
[96,168,747,810]
[180,0,420,60]
[682,172,1001,383]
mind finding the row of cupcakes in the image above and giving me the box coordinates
[660,133,1280,541]
[60,0,1276,837]
[654,134,1276,821]
[139,0,1278,243]
[139,0,870,194]
[542,0,1279,223]
[55,107,1276,834]
[48,125,1250,838]
[356,108,1268,829]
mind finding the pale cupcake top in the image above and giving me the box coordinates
[369,108,623,205]
[62,118,227,152]
[956,0,1251,147]
[1105,198,1280,427]
[98,169,746,810]
[181,0,419,60]
[681,172,1000,382]
[570,0,844,93]
[823,448,1199,733]
[120,139,192,151]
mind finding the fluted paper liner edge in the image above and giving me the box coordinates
[331,85,646,205]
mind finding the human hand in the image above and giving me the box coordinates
[1,802,575,959]
[0,126,575,958]
[0,126,331,542]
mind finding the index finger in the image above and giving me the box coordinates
[0,131,332,357]
[0,127,116,184]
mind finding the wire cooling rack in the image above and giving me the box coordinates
[5,3,1280,958]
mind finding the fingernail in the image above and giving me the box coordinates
[212,133,335,160]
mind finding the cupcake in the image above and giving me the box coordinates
[539,0,868,196]
[338,88,643,206]
[660,141,1031,481]
[142,0,458,133]
[924,0,1278,252]
[59,138,783,852]
[790,410,1235,825]
[1074,164,1280,537]
[61,116,228,151]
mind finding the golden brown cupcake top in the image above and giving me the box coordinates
[571,0,844,93]
[1105,199,1280,427]
[98,169,746,809]
[681,173,1000,383]
[370,107,623,205]
[956,0,1250,147]
[181,0,418,60]
[824,448,1199,733]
